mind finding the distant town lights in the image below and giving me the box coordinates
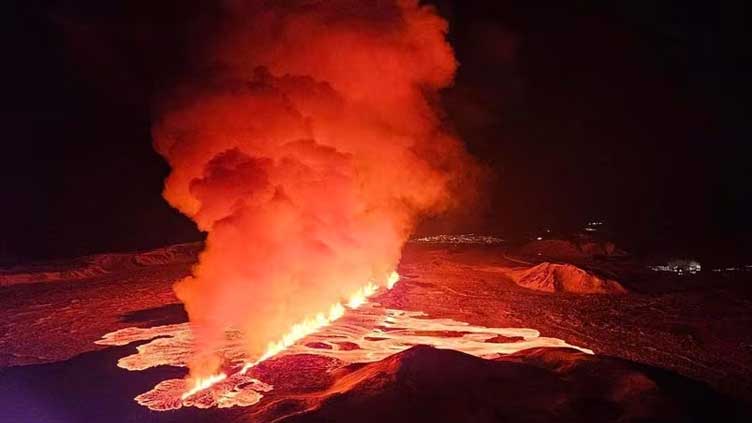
[650,260,701,275]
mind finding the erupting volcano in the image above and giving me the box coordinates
[97,278,593,412]
[178,272,399,400]
[151,0,479,397]
[4,1,750,422]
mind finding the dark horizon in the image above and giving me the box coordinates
[4,0,749,260]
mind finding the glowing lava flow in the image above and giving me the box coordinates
[181,373,228,400]
[386,271,400,289]
[181,271,400,399]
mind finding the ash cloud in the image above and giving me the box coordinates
[152,0,479,377]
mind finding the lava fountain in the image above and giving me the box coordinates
[151,0,480,392]
[97,271,593,412]
[181,272,400,399]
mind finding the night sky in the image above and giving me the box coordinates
[4,0,750,260]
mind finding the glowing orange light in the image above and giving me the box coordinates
[182,272,400,397]
[386,271,400,289]
[181,372,228,400]
[240,272,398,375]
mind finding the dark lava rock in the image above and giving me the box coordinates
[284,345,748,423]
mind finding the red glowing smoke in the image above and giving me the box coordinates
[152,0,478,377]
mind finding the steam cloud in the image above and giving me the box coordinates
[153,0,478,378]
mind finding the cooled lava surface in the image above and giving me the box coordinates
[1,242,750,422]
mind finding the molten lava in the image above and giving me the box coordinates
[182,271,400,398]
[152,0,479,388]
[98,270,593,412]
[181,373,228,400]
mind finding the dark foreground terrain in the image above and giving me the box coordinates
[1,242,750,422]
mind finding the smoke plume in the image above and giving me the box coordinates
[153,0,478,378]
